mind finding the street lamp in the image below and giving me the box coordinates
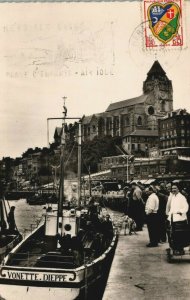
[88,166,92,197]
[123,155,134,183]
[126,156,129,183]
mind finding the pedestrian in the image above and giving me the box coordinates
[123,185,131,215]
[88,197,98,218]
[166,184,189,255]
[165,182,173,242]
[145,186,159,247]
[156,183,168,243]
[7,206,16,232]
[165,182,173,216]
[129,183,145,231]
[102,214,113,248]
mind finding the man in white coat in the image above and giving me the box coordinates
[166,184,189,255]
[145,186,159,247]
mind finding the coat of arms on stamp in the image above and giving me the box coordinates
[144,0,183,48]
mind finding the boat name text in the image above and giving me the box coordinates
[0,269,76,282]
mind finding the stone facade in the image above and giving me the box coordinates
[81,61,173,155]
[158,109,190,156]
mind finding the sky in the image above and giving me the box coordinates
[0,1,190,159]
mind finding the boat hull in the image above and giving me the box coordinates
[0,285,80,300]
[0,234,117,300]
[0,235,22,262]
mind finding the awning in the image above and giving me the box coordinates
[172,179,182,183]
[42,182,54,188]
[139,180,148,184]
[144,179,156,185]
[130,180,139,184]
[22,181,30,186]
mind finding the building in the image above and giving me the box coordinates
[98,155,134,182]
[158,109,190,156]
[122,129,159,155]
[53,61,173,155]
[133,157,167,180]
[81,60,173,155]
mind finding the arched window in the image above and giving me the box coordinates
[125,116,130,126]
[137,116,142,126]
[116,118,119,128]
[161,100,165,111]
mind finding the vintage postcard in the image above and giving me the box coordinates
[0,1,190,300]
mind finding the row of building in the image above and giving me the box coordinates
[0,147,61,190]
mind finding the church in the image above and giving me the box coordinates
[81,60,173,155]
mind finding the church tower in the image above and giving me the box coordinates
[143,60,173,113]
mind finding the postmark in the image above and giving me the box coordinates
[128,20,182,70]
[2,19,115,79]
[143,0,183,48]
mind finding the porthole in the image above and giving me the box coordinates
[64,224,72,231]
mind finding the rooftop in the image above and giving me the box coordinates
[147,60,166,76]
[163,109,189,119]
[123,130,158,137]
[106,94,148,112]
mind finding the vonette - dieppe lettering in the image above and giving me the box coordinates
[7,271,39,281]
[43,274,67,282]
[0,269,71,282]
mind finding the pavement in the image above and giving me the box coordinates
[103,225,190,300]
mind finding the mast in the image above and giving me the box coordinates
[77,121,82,208]
[57,97,67,236]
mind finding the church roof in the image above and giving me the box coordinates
[82,112,111,124]
[106,94,148,112]
[147,60,166,76]
[123,130,158,137]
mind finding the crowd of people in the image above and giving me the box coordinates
[122,181,190,253]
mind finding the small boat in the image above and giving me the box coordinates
[27,192,58,205]
[0,103,117,300]
[0,198,22,262]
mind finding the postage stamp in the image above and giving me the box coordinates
[143,0,183,48]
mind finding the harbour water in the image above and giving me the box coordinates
[10,199,123,236]
[8,199,45,236]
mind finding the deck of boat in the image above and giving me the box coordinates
[8,226,48,267]
[9,249,78,269]
[7,225,94,269]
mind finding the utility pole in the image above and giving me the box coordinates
[78,121,82,208]
[57,97,67,238]
[88,166,91,197]
[126,156,129,183]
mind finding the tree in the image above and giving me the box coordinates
[81,136,122,173]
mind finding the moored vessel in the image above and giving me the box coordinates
[0,102,117,300]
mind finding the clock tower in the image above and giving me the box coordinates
[143,60,173,114]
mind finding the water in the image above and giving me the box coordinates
[8,199,45,236]
[10,199,124,236]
